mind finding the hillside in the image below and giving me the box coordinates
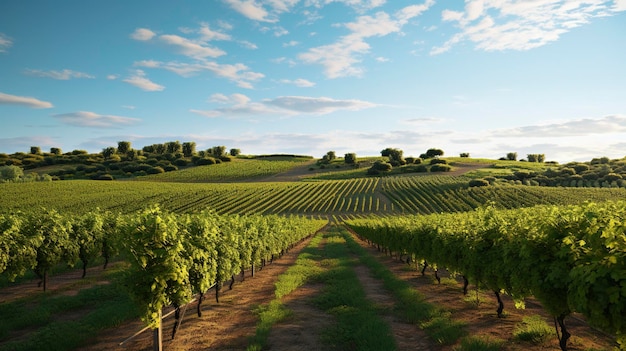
[2,157,625,219]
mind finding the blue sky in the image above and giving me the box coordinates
[1,0,625,163]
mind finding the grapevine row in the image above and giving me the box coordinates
[1,207,326,334]
[346,201,626,350]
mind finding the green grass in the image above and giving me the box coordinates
[455,335,505,351]
[247,233,325,351]
[513,315,555,343]
[342,227,467,346]
[0,265,138,351]
[314,228,396,351]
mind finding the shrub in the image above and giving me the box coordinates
[96,174,114,180]
[174,159,189,167]
[147,166,165,174]
[431,164,451,172]
[469,179,490,187]
[195,157,216,166]
[429,158,447,165]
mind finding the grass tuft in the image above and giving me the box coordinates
[513,315,555,343]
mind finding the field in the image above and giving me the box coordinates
[1,156,624,351]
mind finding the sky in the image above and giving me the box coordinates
[1,0,625,163]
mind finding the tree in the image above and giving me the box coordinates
[165,141,182,154]
[209,146,226,158]
[321,151,336,164]
[344,153,357,165]
[381,148,405,166]
[30,146,41,155]
[183,142,197,157]
[229,148,241,157]
[50,147,62,155]
[460,152,470,158]
[425,148,444,158]
[117,141,132,154]
[507,152,518,161]
[102,147,117,159]
[527,154,545,163]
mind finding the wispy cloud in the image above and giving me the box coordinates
[299,0,434,78]
[0,33,12,53]
[431,0,626,55]
[159,34,226,58]
[0,92,53,109]
[52,111,141,128]
[134,60,264,89]
[123,70,165,91]
[130,28,156,41]
[191,93,377,117]
[24,69,95,80]
[224,0,277,22]
[305,0,387,12]
[494,114,626,137]
[280,78,316,87]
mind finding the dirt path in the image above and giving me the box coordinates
[75,235,319,351]
[352,264,433,350]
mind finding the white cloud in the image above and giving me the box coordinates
[209,93,252,105]
[0,33,12,53]
[123,70,165,91]
[53,111,141,128]
[283,40,299,47]
[24,69,95,80]
[224,0,277,22]
[130,28,156,41]
[135,60,264,89]
[239,40,258,49]
[375,56,389,62]
[192,94,377,117]
[159,34,226,58]
[280,78,316,87]
[0,92,53,109]
[432,0,624,55]
[299,1,434,78]
[107,74,119,80]
[495,114,626,137]
[304,0,387,12]
[198,23,232,41]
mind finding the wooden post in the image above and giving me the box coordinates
[153,309,163,351]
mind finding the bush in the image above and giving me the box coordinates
[431,164,451,172]
[96,174,114,180]
[147,166,165,174]
[195,157,216,166]
[469,179,490,187]
[174,159,189,167]
[163,165,178,172]
[429,158,447,165]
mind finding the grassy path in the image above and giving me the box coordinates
[251,224,472,350]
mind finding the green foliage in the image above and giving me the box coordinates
[121,206,191,328]
[346,200,626,346]
[344,152,357,164]
[0,165,24,181]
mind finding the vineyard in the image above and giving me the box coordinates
[2,172,626,218]
[346,201,626,350]
[2,158,626,350]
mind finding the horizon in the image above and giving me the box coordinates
[1,0,625,164]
